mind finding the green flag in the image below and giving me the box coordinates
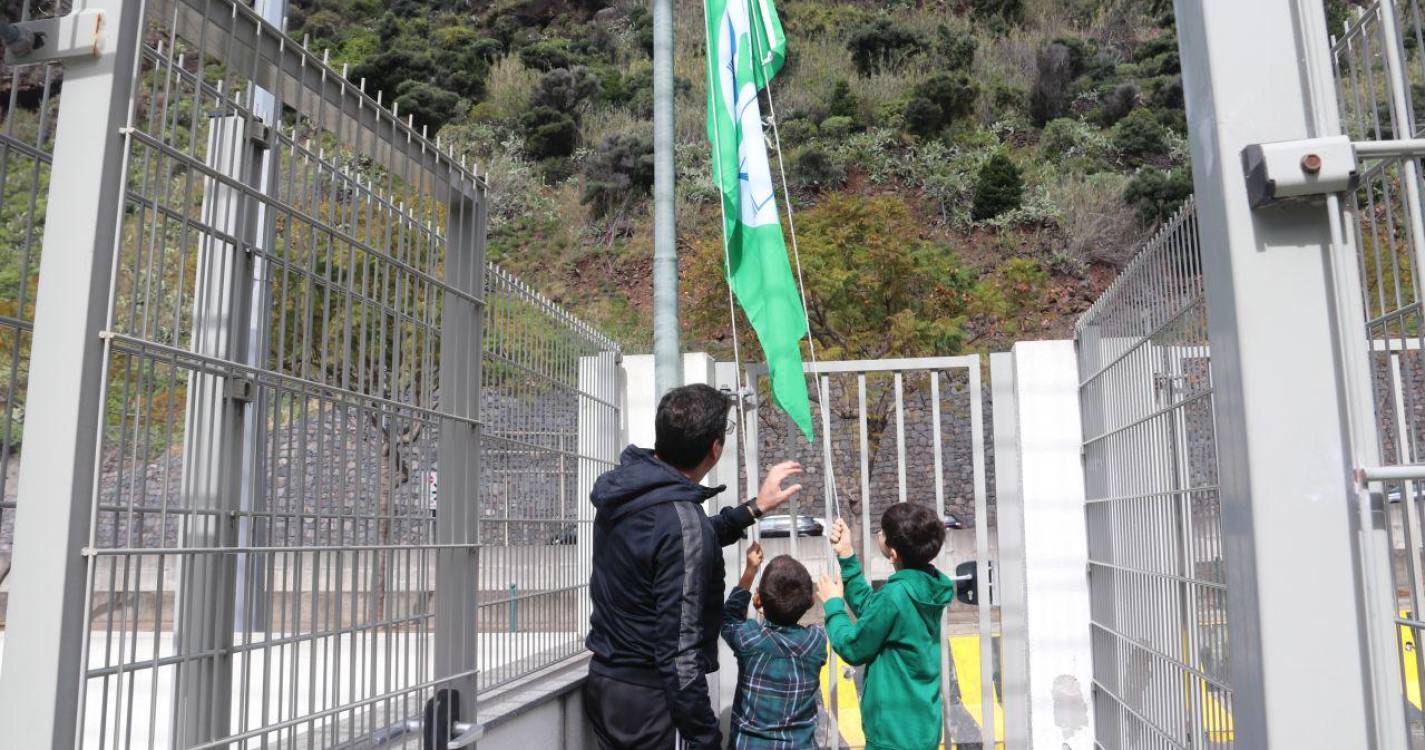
[704,0,813,442]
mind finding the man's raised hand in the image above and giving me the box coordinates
[829,518,854,559]
[755,461,804,515]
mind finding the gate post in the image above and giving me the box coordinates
[434,176,487,724]
[1175,0,1397,745]
[0,0,144,745]
[992,342,1094,749]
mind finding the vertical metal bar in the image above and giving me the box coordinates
[173,109,266,747]
[0,0,142,745]
[857,375,871,560]
[969,361,995,750]
[930,371,954,745]
[817,374,841,749]
[894,372,906,505]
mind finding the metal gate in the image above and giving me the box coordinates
[734,356,998,748]
[0,0,622,747]
[1074,202,1232,749]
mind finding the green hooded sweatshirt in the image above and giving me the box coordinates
[823,553,956,750]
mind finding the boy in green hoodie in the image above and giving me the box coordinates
[816,504,956,750]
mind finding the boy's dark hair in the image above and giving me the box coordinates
[881,503,946,567]
[758,555,814,626]
[654,384,733,470]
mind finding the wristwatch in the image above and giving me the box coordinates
[745,498,764,519]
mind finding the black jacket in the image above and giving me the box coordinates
[586,446,757,749]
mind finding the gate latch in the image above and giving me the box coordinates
[1243,135,1359,208]
[2,9,105,65]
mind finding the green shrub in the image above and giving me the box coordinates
[970,0,1024,23]
[789,146,845,191]
[1113,108,1170,164]
[350,47,433,102]
[903,73,978,137]
[519,39,579,72]
[582,133,655,216]
[471,37,505,64]
[828,80,858,120]
[394,81,464,132]
[1326,0,1352,37]
[934,24,976,72]
[847,18,922,76]
[520,106,580,160]
[972,152,1025,221]
[1147,75,1183,112]
[530,66,602,111]
[778,117,818,144]
[1039,118,1112,166]
[820,116,856,139]
[1094,83,1139,127]
[1124,167,1192,225]
[1029,42,1075,125]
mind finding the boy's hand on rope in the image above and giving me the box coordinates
[816,573,844,603]
[829,518,854,559]
[739,542,763,589]
[755,461,804,515]
[745,542,764,572]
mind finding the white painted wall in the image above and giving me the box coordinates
[994,340,1094,749]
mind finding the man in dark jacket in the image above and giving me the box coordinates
[584,384,803,749]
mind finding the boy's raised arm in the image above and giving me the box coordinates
[829,520,873,617]
[817,574,895,666]
[720,543,764,655]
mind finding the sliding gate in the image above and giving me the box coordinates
[732,356,999,748]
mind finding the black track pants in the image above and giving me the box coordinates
[584,672,678,749]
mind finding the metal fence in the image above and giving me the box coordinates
[733,357,998,748]
[1335,2,1425,743]
[0,0,621,747]
[1075,200,1234,749]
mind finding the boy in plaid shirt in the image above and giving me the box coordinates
[721,542,827,749]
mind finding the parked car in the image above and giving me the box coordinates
[944,512,965,529]
[548,524,577,545]
[756,514,826,538]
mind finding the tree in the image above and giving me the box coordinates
[1113,108,1170,164]
[827,79,858,120]
[847,19,922,76]
[520,106,580,160]
[394,81,463,133]
[530,66,603,112]
[903,73,977,137]
[934,24,977,71]
[1124,167,1192,225]
[687,195,978,553]
[582,133,655,218]
[972,152,1025,221]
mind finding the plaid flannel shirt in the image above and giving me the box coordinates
[721,586,828,750]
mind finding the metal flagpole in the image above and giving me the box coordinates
[653,0,681,398]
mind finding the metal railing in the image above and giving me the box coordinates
[1075,200,1234,749]
[0,0,621,747]
[1335,2,1425,743]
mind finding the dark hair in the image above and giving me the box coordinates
[654,384,733,470]
[758,555,814,626]
[881,503,945,567]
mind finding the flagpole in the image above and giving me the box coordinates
[652,0,682,399]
